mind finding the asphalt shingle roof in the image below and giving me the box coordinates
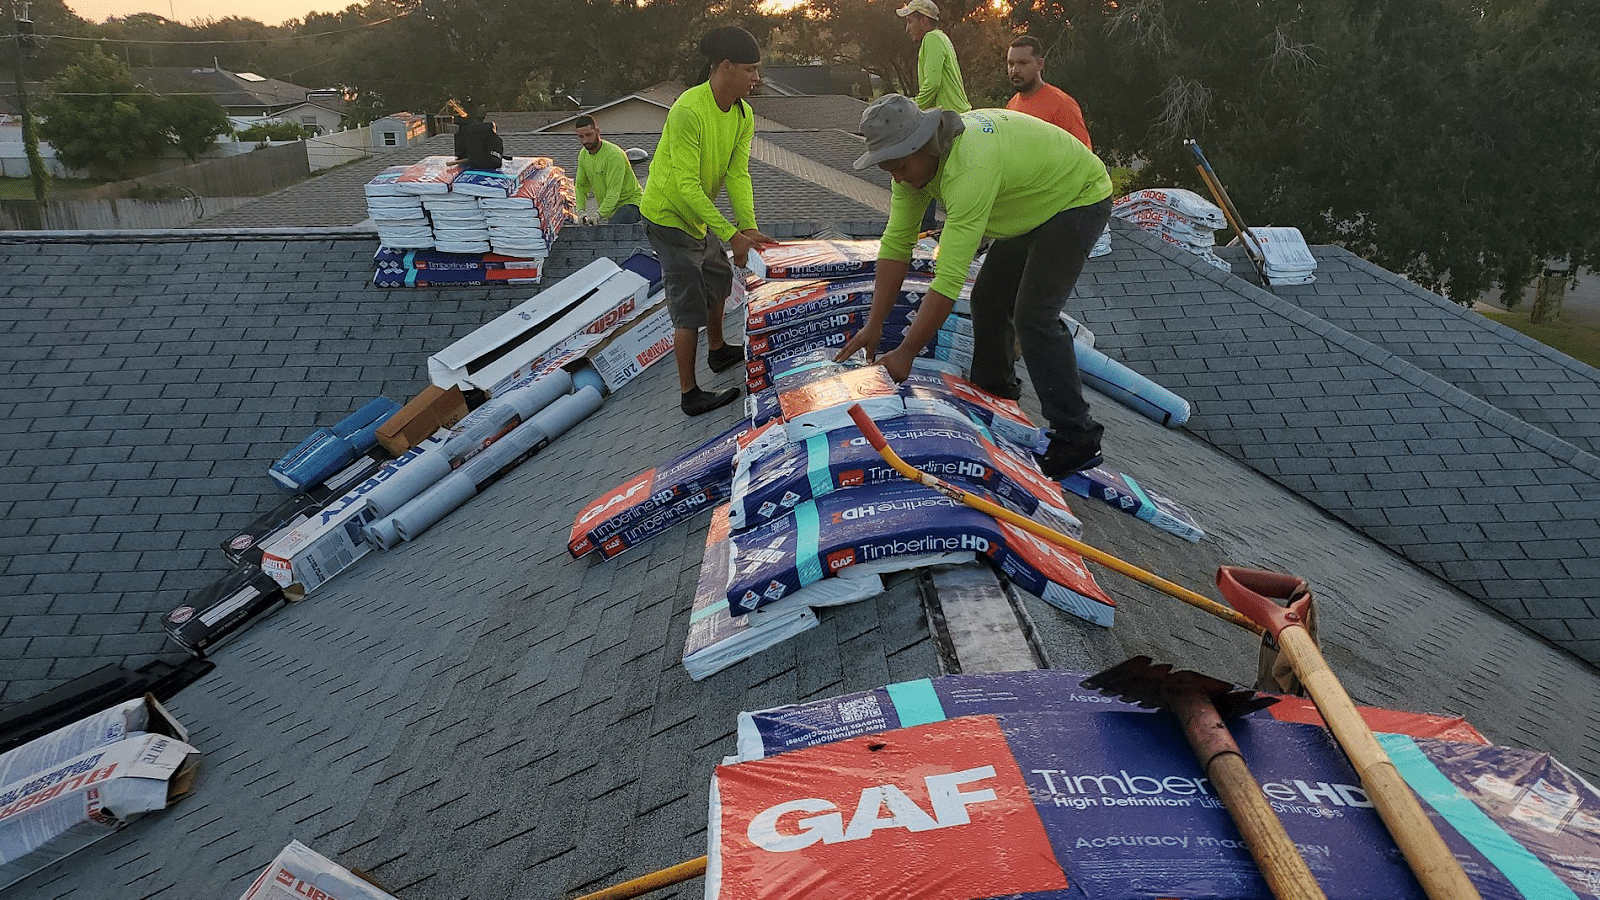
[6,225,1593,896]
[2,217,1598,898]
[745,96,868,132]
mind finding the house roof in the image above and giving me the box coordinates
[745,95,869,132]
[131,66,347,114]
[482,110,573,132]
[2,219,1598,895]
[192,131,890,230]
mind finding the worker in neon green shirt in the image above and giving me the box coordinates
[899,0,969,114]
[573,115,644,224]
[837,94,1114,478]
[642,26,777,417]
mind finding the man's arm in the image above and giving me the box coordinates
[914,38,943,110]
[596,149,628,219]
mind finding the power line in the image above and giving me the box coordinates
[33,12,411,45]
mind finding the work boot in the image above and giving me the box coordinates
[1037,431,1103,479]
[708,343,745,374]
[681,386,741,417]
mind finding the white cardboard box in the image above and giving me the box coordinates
[0,712,199,890]
[238,840,400,900]
[584,296,675,393]
[427,258,650,395]
[260,436,444,596]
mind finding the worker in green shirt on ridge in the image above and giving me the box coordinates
[573,115,644,225]
[641,25,777,417]
[899,0,970,114]
[837,94,1114,479]
[898,0,968,231]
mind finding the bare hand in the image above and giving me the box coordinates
[877,346,916,382]
[730,229,778,268]
[835,324,883,363]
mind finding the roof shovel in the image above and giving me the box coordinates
[1216,567,1483,900]
[1082,656,1329,900]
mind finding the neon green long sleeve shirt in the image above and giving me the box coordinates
[880,108,1112,298]
[915,29,970,113]
[575,139,644,219]
[640,82,758,240]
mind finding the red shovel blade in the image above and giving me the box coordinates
[1216,566,1313,640]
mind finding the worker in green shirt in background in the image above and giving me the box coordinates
[899,0,969,114]
[573,115,644,225]
[641,25,777,417]
[837,94,1114,478]
[898,0,968,232]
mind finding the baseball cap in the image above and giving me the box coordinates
[896,0,940,19]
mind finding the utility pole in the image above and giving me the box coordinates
[11,0,48,202]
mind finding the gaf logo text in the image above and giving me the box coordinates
[746,765,998,852]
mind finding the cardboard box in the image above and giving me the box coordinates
[426,258,649,395]
[162,563,287,656]
[583,298,675,394]
[0,697,198,890]
[375,385,469,456]
[237,840,400,900]
[222,493,328,565]
[261,437,444,596]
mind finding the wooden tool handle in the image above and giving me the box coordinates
[1277,627,1483,900]
[573,856,707,900]
[1206,752,1329,900]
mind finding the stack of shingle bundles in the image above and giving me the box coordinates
[741,274,974,390]
[448,155,546,198]
[372,247,543,289]
[480,164,574,257]
[422,193,490,254]
[709,360,1113,646]
[1112,187,1230,272]
[1243,225,1318,285]
[365,165,432,249]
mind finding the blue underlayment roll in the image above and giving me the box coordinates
[384,386,604,545]
[570,363,605,396]
[1074,343,1192,427]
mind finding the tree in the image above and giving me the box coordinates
[37,49,170,179]
[159,94,232,160]
[1008,0,1599,304]
[236,119,318,142]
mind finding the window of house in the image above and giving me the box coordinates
[300,116,317,126]
[383,132,398,146]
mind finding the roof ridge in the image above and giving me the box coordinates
[749,137,891,215]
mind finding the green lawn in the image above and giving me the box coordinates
[1479,309,1600,369]
[0,177,106,200]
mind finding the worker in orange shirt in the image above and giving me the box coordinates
[1004,35,1091,149]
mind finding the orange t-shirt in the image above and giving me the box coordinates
[1006,83,1092,150]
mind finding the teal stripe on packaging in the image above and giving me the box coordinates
[1377,733,1577,900]
[886,679,946,726]
[406,268,419,286]
[963,410,995,443]
[1120,472,1156,511]
[795,503,823,586]
[805,435,832,502]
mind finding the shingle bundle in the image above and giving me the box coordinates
[1113,188,1231,272]
[363,155,575,279]
[1243,225,1318,285]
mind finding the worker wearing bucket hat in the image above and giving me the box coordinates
[836,94,1114,478]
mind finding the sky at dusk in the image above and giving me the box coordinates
[65,0,354,26]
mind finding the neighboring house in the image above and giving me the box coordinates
[368,112,427,150]
[761,63,875,98]
[746,95,868,133]
[132,66,349,135]
[535,83,788,135]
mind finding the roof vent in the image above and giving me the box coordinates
[237,72,266,82]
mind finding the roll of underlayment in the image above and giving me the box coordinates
[367,370,574,524]
[448,368,574,452]
[570,364,605,396]
[1074,343,1192,427]
[385,386,605,545]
